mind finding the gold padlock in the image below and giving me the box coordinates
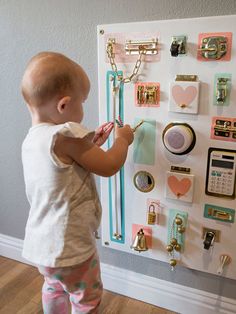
[147,204,156,225]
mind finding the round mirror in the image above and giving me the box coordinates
[133,171,155,193]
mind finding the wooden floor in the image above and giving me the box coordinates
[0,256,176,314]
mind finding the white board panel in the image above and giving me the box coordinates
[97,15,236,279]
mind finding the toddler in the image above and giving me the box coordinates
[21,51,134,314]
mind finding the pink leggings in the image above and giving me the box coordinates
[38,251,103,314]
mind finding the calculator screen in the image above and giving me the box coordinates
[212,159,234,169]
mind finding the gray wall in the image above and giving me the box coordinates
[1,0,236,299]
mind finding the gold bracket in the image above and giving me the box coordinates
[175,75,198,82]
[170,166,191,174]
[125,38,158,55]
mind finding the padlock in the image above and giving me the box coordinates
[147,204,157,225]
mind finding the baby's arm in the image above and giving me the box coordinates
[54,125,134,177]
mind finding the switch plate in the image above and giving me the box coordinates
[202,227,221,243]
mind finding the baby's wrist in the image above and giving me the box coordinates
[115,136,129,146]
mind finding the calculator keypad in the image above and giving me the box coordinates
[208,169,234,195]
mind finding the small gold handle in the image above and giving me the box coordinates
[198,47,216,52]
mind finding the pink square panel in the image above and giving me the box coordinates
[132,224,152,249]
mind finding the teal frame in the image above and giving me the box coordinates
[106,70,125,243]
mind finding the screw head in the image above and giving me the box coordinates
[99,29,104,35]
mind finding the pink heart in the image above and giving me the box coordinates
[172,85,197,107]
[168,176,192,198]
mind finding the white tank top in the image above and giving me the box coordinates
[21,122,102,267]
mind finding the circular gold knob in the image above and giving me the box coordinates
[175,217,183,225]
[170,259,177,267]
[175,243,181,252]
[170,238,178,246]
[177,226,186,234]
[166,245,174,252]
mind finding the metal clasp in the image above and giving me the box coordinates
[214,119,236,137]
[216,78,229,104]
[137,85,159,105]
[198,36,227,59]
[170,36,187,57]
[125,38,158,55]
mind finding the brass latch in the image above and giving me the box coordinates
[198,36,227,59]
[125,39,158,55]
[214,119,236,138]
[137,84,159,105]
[216,78,229,104]
[207,207,233,222]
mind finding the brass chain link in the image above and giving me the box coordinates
[106,40,146,83]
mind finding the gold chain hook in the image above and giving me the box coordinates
[106,40,146,83]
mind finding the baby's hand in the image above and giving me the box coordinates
[115,124,134,145]
[93,122,114,146]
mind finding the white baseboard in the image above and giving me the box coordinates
[1,233,236,314]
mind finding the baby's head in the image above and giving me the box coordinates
[21,52,90,124]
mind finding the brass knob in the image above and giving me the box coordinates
[170,238,178,246]
[170,259,177,267]
[166,245,174,252]
[175,217,183,225]
[177,226,186,234]
[174,243,181,252]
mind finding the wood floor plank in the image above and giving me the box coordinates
[0,263,28,287]
[16,301,43,314]
[0,257,176,314]
[0,266,39,310]
[0,257,17,277]
[0,274,43,313]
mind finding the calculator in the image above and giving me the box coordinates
[205,148,236,198]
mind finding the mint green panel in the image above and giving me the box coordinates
[133,118,156,165]
[167,209,188,252]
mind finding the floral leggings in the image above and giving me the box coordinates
[38,251,103,314]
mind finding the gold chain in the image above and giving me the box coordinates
[106,40,146,83]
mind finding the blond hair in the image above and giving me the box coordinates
[21,52,79,106]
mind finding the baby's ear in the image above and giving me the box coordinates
[57,96,71,114]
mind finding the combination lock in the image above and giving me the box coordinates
[147,204,157,225]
